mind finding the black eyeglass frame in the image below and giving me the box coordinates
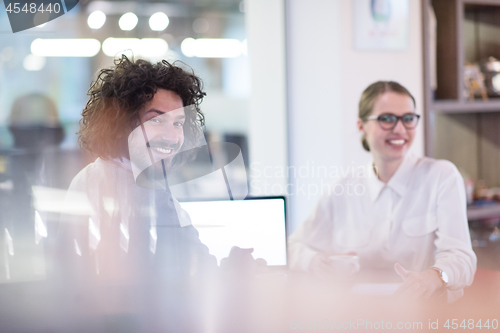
[365,113,421,130]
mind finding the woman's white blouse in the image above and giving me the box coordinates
[288,154,477,291]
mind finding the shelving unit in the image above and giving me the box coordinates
[422,0,500,221]
[433,100,500,113]
[467,203,500,221]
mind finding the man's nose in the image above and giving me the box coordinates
[159,123,181,144]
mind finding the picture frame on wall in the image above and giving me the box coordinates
[353,0,409,51]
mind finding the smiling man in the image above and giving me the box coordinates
[126,89,197,188]
[138,89,186,162]
[54,56,221,331]
[78,55,205,173]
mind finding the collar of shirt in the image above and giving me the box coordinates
[108,158,191,227]
[367,153,418,202]
[111,157,133,172]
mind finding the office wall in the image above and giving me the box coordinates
[246,0,288,197]
[287,0,424,231]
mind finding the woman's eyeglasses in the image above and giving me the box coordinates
[365,113,420,130]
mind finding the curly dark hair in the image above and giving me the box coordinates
[78,55,206,160]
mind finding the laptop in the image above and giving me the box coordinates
[178,196,287,268]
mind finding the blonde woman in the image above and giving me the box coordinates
[289,81,476,301]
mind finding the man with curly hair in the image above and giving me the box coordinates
[78,55,206,171]
[64,55,213,260]
[54,56,240,331]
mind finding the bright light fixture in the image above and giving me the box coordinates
[139,38,169,57]
[119,12,138,31]
[149,12,169,31]
[102,38,168,58]
[102,38,140,57]
[181,38,244,58]
[180,38,196,57]
[31,39,101,57]
[23,54,46,71]
[241,39,248,56]
[88,10,106,29]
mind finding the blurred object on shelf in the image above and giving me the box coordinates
[469,216,500,250]
[492,188,500,202]
[460,169,475,205]
[475,179,492,201]
[480,57,500,97]
[468,179,500,222]
[471,239,488,248]
[464,62,488,101]
[471,199,498,207]
[489,227,500,242]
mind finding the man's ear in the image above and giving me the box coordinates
[130,115,141,131]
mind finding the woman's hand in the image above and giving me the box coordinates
[309,252,357,279]
[394,263,445,299]
[309,253,334,278]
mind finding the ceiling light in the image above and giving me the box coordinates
[23,54,46,71]
[180,38,196,57]
[242,39,247,56]
[181,38,244,58]
[119,12,138,31]
[88,10,106,29]
[149,12,169,31]
[31,39,101,57]
[102,38,140,57]
[139,38,169,57]
[102,38,168,58]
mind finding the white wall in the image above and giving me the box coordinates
[286,0,344,233]
[287,0,424,232]
[246,0,288,197]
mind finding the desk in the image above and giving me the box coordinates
[0,269,498,332]
[217,269,500,333]
[459,268,500,307]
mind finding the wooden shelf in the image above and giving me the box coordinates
[423,0,500,186]
[463,0,500,6]
[431,100,500,113]
[467,203,500,220]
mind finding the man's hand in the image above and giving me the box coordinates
[394,263,445,299]
[220,247,267,275]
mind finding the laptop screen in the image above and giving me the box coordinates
[179,197,287,266]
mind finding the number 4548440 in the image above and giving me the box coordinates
[444,319,498,329]
[5,2,61,14]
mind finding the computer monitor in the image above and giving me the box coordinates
[179,196,287,267]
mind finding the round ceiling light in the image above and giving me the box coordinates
[149,12,169,31]
[119,12,138,31]
[88,10,106,30]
